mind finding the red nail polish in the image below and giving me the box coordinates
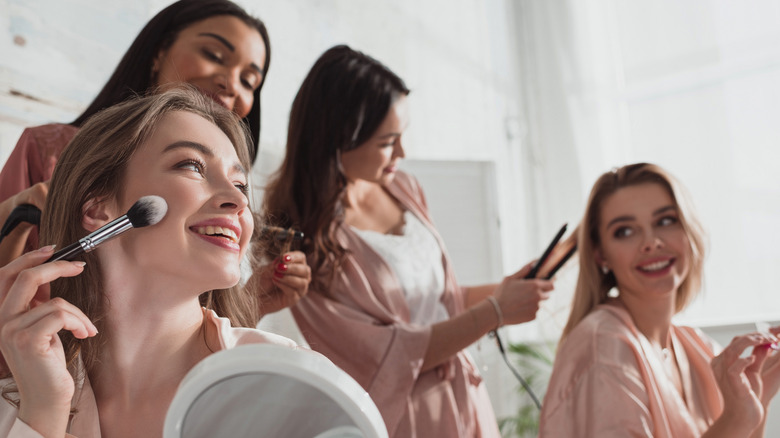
[283,254,292,262]
[274,271,285,279]
[277,263,288,272]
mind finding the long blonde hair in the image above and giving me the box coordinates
[561,163,707,341]
[35,87,259,383]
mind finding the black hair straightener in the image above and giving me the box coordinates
[0,204,41,245]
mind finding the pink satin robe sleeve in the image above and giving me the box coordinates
[292,171,500,438]
[0,123,78,251]
[0,124,78,202]
[539,305,723,438]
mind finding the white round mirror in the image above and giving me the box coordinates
[164,344,387,438]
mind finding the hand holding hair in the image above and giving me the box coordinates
[257,251,311,315]
[493,260,554,326]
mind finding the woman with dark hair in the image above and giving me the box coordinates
[539,163,780,437]
[71,0,270,154]
[0,0,307,315]
[0,0,267,261]
[263,44,553,437]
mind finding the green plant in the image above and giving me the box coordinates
[498,341,555,438]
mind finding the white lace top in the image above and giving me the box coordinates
[352,211,449,325]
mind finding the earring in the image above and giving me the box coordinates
[601,265,610,275]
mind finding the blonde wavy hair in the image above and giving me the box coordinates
[561,163,707,342]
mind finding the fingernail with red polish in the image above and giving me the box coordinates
[283,254,292,262]
[277,263,288,272]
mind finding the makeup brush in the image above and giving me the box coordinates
[47,195,168,262]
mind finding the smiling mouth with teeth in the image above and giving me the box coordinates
[638,259,672,272]
[196,226,238,243]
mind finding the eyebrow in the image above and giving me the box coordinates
[163,140,246,175]
[377,133,401,140]
[199,32,265,76]
[605,205,677,229]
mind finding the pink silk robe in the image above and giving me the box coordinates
[539,304,723,437]
[0,308,299,437]
[0,123,78,251]
[292,171,500,438]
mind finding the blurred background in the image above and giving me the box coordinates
[2,1,779,435]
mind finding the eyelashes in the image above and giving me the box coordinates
[175,158,249,196]
[613,226,632,239]
[234,182,249,195]
[201,48,259,91]
[176,158,206,174]
[202,48,223,63]
[611,215,680,239]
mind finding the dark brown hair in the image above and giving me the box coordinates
[262,45,409,289]
[71,0,270,164]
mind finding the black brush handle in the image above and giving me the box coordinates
[46,241,85,262]
[45,215,131,262]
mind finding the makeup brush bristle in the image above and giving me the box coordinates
[126,195,168,228]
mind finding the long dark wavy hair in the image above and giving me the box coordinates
[70,0,270,164]
[262,45,409,288]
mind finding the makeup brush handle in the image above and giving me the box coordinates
[83,216,132,250]
[46,241,86,262]
[45,215,133,262]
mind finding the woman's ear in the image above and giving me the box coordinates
[150,49,165,84]
[82,197,117,232]
[151,54,161,74]
[594,248,605,266]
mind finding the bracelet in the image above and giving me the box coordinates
[486,296,503,330]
